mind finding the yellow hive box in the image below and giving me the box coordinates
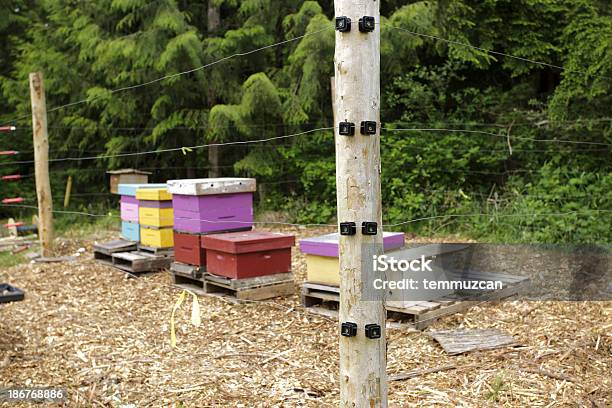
[305,254,341,286]
[139,207,173,228]
[140,226,174,248]
[135,187,172,201]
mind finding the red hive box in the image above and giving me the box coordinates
[201,231,295,279]
[174,231,207,266]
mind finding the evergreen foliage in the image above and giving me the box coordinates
[0,0,610,243]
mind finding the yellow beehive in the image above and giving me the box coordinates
[305,254,341,286]
[140,226,174,248]
[139,207,174,228]
[135,187,172,201]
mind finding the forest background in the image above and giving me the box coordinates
[0,0,610,243]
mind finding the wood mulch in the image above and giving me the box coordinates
[1,228,610,407]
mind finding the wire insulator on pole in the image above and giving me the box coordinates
[0,126,16,133]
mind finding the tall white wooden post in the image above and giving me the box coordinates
[334,1,387,406]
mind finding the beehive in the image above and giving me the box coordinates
[168,178,255,234]
[299,232,405,286]
[107,169,151,194]
[174,231,207,266]
[140,226,174,248]
[201,231,294,279]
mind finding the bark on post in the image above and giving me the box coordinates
[29,72,54,257]
[334,1,387,406]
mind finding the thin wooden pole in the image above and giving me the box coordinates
[63,175,72,208]
[29,72,53,257]
[334,1,387,407]
[207,2,221,178]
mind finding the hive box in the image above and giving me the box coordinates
[121,221,140,241]
[117,183,167,197]
[120,196,139,223]
[168,178,256,234]
[201,231,295,279]
[108,169,151,194]
[173,194,253,233]
[140,226,174,248]
[174,231,207,266]
[135,187,172,201]
[300,232,405,286]
[139,207,174,228]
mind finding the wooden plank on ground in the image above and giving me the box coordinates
[429,328,517,355]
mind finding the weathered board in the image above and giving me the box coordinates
[167,178,256,196]
[429,329,517,355]
[111,251,173,273]
[94,240,138,265]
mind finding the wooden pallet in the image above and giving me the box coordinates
[138,244,175,256]
[111,251,173,273]
[170,261,205,279]
[172,271,294,301]
[93,239,138,265]
[301,270,529,330]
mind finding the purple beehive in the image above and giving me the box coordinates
[172,193,253,233]
[299,231,405,257]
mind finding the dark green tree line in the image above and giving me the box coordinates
[0,0,610,242]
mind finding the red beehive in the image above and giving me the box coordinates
[174,231,207,266]
[201,231,295,279]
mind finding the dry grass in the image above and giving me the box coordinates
[0,228,610,407]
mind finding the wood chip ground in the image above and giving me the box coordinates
[0,228,610,407]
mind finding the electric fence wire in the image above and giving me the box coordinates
[0,127,334,166]
[1,203,609,229]
[385,24,612,81]
[382,128,612,146]
[1,124,609,168]
[0,27,333,127]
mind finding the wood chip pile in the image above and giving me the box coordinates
[1,229,610,407]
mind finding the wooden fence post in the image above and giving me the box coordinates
[29,72,53,257]
[334,1,387,406]
[63,175,72,208]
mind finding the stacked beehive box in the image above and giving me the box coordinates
[299,231,405,286]
[167,178,296,300]
[201,231,295,279]
[118,183,166,242]
[167,178,256,267]
[135,187,174,249]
